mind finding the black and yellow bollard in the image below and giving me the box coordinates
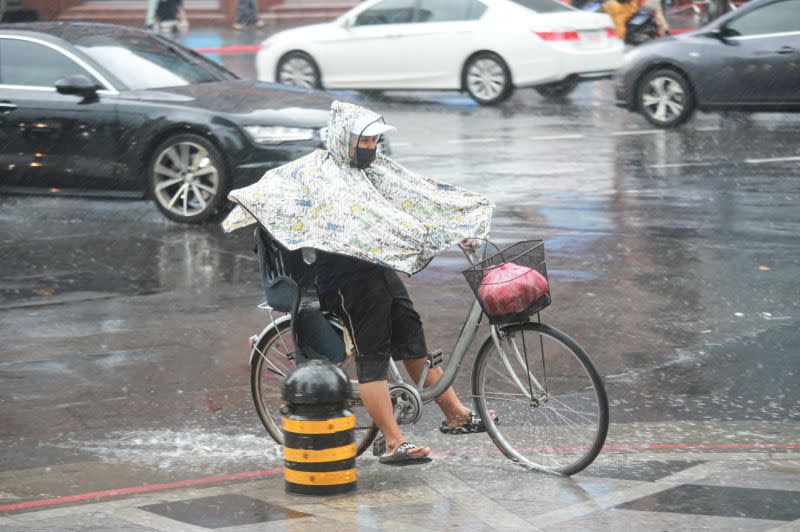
[282,360,356,495]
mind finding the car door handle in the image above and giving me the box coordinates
[776,46,796,55]
[0,101,17,113]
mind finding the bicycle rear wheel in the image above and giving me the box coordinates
[250,317,379,457]
[472,321,608,475]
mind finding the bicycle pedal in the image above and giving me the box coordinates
[372,435,386,457]
[428,350,443,368]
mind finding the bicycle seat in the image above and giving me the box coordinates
[254,227,346,364]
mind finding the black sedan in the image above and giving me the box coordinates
[615,0,800,128]
[0,23,335,223]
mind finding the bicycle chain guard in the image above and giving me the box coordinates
[389,382,423,425]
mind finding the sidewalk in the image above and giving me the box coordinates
[2,422,799,530]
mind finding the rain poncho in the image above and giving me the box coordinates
[222,100,494,274]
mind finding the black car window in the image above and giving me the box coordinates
[417,0,487,22]
[725,0,800,36]
[0,38,94,87]
[355,0,417,25]
[508,0,574,13]
[74,32,234,90]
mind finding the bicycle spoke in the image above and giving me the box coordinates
[476,394,535,405]
[474,322,608,475]
[549,397,599,425]
[253,320,379,457]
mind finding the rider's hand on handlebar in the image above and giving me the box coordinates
[459,238,480,252]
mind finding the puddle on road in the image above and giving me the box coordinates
[52,430,282,471]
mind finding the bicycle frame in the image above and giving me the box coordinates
[247,244,534,406]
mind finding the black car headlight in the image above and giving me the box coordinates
[243,126,316,144]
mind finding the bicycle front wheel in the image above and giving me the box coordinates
[472,321,608,475]
[250,317,379,457]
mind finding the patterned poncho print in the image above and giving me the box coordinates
[222,100,495,274]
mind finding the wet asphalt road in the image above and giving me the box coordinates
[1,68,799,505]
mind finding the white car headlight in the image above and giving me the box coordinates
[244,126,315,144]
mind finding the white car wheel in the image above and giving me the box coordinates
[277,53,320,89]
[464,53,512,105]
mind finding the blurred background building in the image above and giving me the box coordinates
[1,0,359,27]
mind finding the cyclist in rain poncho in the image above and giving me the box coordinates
[224,100,496,464]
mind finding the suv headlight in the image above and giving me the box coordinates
[244,126,315,144]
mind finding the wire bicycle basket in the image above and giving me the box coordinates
[462,240,551,325]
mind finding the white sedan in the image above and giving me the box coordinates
[255,0,624,104]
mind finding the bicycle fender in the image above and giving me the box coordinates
[249,314,293,366]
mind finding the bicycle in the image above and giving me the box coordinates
[247,228,609,475]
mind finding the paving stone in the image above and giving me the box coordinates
[216,514,351,532]
[615,484,800,522]
[693,467,800,492]
[542,508,785,532]
[578,460,705,482]
[0,514,157,531]
[139,493,309,529]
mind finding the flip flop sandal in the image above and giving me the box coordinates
[378,442,432,466]
[372,435,386,457]
[439,411,498,435]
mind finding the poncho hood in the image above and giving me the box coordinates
[222,100,494,274]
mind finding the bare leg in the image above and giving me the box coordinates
[403,358,472,426]
[360,380,430,457]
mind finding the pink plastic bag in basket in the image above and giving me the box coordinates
[478,262,548,316]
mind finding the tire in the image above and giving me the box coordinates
[276,52,321,89]
[250,316,379,457]
[534,76,579,99]
[148,133,229,224]
[637,68,695,128]
[471,322,609,476]
[463,52,513,105]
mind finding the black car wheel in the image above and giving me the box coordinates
[148,133,229,224]
[277,52,321,89]
[464,52,513,105]
[534,76,579,99]
[637,69,695,128]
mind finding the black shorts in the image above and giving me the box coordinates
[321,269,428,383]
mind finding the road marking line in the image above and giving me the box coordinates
[193,45,260,54]
[612,129,664,136]
[696,126,722,131]
[448,138,498,144]
[745,156,800,164]
[529,134,585,141]
[0,468,282,513]
[649,162,717,169]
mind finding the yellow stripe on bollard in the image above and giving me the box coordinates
[283,443,356,463]
[284,468,357,486]
[281,415,355,434]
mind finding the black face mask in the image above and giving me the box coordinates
[353,146,377,169]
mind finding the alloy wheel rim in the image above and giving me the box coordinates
[278,57,317,88]
[642,76,685,123]
[153,141,219,219]
[466,58,506,101]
